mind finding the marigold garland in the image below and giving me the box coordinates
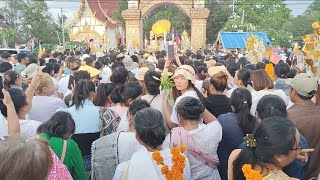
[242,164,263,180]
[152,145,187,180]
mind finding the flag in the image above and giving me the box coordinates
[38,44,42,57]
[175,33,180,47]
[270,52,282,64]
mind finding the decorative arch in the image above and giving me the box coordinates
[122,0,210,51]
[140,1,191,19]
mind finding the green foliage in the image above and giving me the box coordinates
[281,0,320,44]
[206,0,232,43]
[0,28,20,47]
[223,0,292,47]
[114,0,128,28]
[0,0,63,46]
[305,0,320,14]
[142,5,191,38]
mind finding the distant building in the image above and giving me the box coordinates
[68,0,123,53]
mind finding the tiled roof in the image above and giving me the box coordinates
[86,0,121,27]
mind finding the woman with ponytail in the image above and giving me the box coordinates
[57,79,99,171]
[217,88,258,180]
[228,117,301,180]
[37,111,87,180]
[110,82,143,132]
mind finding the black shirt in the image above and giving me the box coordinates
[205,94,232,118]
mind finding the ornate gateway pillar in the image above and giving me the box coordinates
[122,9,141,48]
[190,8,210,50]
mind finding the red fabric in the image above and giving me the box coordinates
[270,52,282,64]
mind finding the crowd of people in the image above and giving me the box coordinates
[0,47,319,180]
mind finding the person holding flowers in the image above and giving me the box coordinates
[162,63,216,129]
[113,107,191,180]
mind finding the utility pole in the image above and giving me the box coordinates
[61,8,65,51]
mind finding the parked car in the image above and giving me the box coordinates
[0,48,30,55]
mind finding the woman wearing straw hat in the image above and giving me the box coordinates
[163,65,216,129]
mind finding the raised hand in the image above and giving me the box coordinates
[1,88,13,107]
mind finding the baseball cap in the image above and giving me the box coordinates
[285,73,317,97]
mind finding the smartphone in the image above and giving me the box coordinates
[167,45,175,60]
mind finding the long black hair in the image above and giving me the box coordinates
[144,70,160,96]
[230,88,255,135]
[111,82,142,106]
[233,117,297,179]
[110,67,129,85]
[72,79,95,109]
[93,83,116,106]
[0,88,27,117]
[37,111,75,139]
[3,70,20,90]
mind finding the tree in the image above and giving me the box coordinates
[142,5,191,39]
[223,0,292,47]
[206,0,232,43]
[305,0,320,14]
[0,0,61,46]
[282,0,320,42]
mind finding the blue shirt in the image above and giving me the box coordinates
[238,133,309,179]
[217,113,258,180]
[274,78,290,96]
[57,99,100,134]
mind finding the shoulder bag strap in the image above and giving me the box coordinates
[148,95,157,104]
[60,140,67,163]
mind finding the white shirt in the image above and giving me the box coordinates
[163,121,222,180]
[58,75,70,96]
[100,66,112,83]
[250,89,290,115]
[171,91,199,124]
[118,132,143,163]
[195,80,203,92]
[29,96,67,122]
[141,93,164,116]
[113,147,191,180]
[117,114,129,132]
[1,119,42,138]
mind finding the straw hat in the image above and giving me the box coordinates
[135,67,150,81]
[21,63,40,80]
[204,60,217,68]
[171,65,196,84]
[123,56,139,71]
[208,66,232,82]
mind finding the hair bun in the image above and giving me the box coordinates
[116,83,124,92]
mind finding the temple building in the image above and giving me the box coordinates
[69,0,123,53]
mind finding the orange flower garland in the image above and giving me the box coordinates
[242,164,263,180]
[152,145,187,180]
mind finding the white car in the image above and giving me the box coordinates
[0,48,30,55]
